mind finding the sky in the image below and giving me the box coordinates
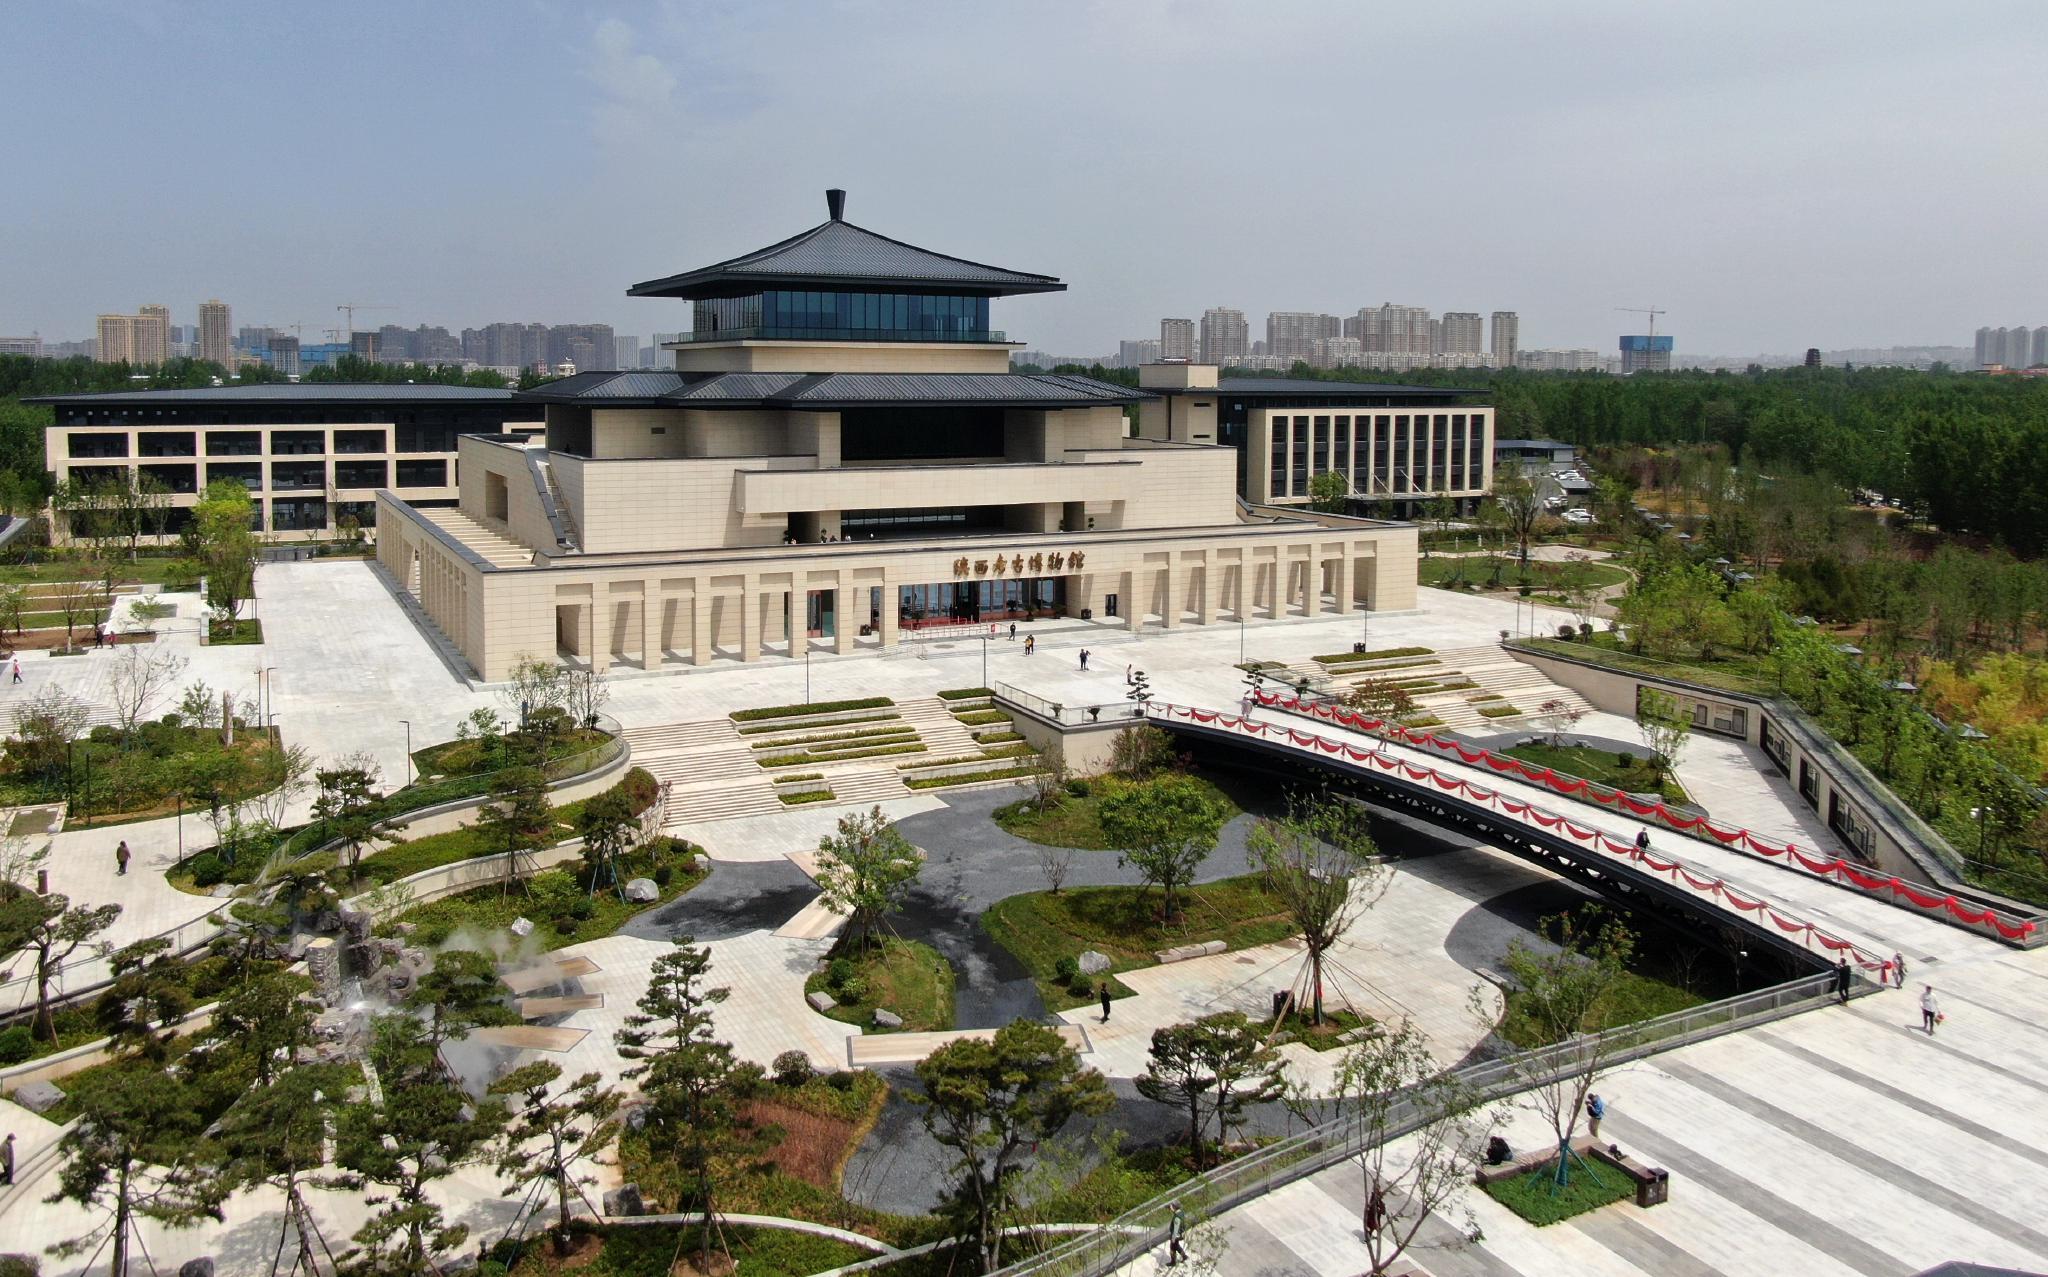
[4,0,2045,358]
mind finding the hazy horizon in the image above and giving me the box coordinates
[5,0,2045,358]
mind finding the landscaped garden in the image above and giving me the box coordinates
[1499,740,1692,806]
[379,835,707,947]
[501,1221,873,1277]
[804,937,955,1032]
[983,875,1296,1011]
[1483,1162,1633,1225]
[993,772,1240,851]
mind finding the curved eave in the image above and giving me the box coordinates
[627,271,1067,300]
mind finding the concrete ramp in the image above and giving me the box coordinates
[847,1024,1090,1068]
[517,994,604,1018]
[774,895,848,941]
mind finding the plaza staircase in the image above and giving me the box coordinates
[1272,643,1596,735]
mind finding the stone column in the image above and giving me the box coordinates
[1121,569,1140,631]
[741,575,761,662]
[835,572,856,654]
[879,578,899,649]
[1330,548,1353,614]
[592,588,612,674]
[691,592,712,666]
[1197,558,1218,625]
[1160,564,1180,630]
[639,582,654,669]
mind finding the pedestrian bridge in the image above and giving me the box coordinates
[1141,694,2041,981]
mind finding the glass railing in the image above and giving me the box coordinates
[667,326,1008,344]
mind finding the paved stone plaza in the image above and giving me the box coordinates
[6,557,2046,1275]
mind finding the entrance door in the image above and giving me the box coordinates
[1104,593,1119,618]
[806,589,836,639]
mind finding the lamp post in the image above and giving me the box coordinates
[263,666,278,733]
[980,633,989,689]
[400,719,413,787]
[1239,613,1246,665]
[805,643,812,705]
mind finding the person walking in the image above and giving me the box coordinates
[1079,649,1090,671]
[1586,1092,1606,1139]
[1,1132,14,1186]
[1098,982,1112,1023]
[115,840,131,876]
[1834,956,1853,1005]
[1024,635,1035,656]
[1125,663,1134,686]
[1892,951,1908,989]
[1008,622,1017,642]
[1921,985,1940,1035]
[1634,828,1651,854]
[9,659,19,685]
[1166,1201,1187,1266]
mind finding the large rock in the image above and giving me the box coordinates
[602,1184,647,1218]
[806,990,837,1013]
[873,1008,903,1029]
[623,877,659,903]
[692,853,712,871]
[178,1259,214,1277]
[508,916,536,938]
[1077,949,1112,975]
[10,1080,64,1114]
[1154,939,1228,965]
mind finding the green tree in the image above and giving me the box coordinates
[1307,469,1349,513]
[488,1062,622,1255]
[337,1015,506,1274]
[912,1019,1113,1273]
[406,948,517,1047]
[1198,1011,1286,1149]
[1635,687,1694,781]
[472,765,552,894]
[1135,1021,1216,1167]
[92,937,194,1063]
[5,893,122,1041]
[45,1066,221,1277]
[213,1059,352,1277]
[613,937,778,1274]
[575,786,636,897]
[1485,909,1635,1187]
[1099,774,1230,923]
[1246,794,1386,1024]
[205,969,319,1086]
[312,755,402,876]
[813,805,923,953]
[1489,472,1545,570]
[191,479,260,626]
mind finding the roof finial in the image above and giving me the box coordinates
[827,188,846,221]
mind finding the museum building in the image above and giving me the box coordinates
[375,192,1419,680]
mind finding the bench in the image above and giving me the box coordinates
[1590,1142,1671,1207]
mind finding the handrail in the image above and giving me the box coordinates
[1150,700,2006,960]
[991,683,1141,727]
[992,971,1841,1277]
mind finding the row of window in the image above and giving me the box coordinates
[62,460,447,493]
[692,291,993,337]
[64,425,481,459]
[1266,413,1486,499]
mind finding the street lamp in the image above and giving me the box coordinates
[805,643,812,705]
[400,719,413,787]
[263,666,278,733]
[980,633,990,689]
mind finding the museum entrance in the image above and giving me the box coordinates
[898,577,1064,627]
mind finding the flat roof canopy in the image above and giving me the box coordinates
[522,369,1147,410]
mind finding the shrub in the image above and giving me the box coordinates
[159,712,183,728]
[653,864,674,887]
[731,697,894,722]
[187,853,228,888]
[937,687,994,700]
[1067,973,1095,998]
[1066,778,1092,798]
[827,957,856,991]
[1053,956,1079,982]
[89,724,118,744]
[0,1024,34,1064]
[566,896,597,921]
[1558,625,1576,640]
[772,1049,815,1087]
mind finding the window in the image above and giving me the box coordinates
[485,472,510,521]
[270,430,324,456]
[206,461,262,491]
[139,463,197,494]
[396,459,448,488]
[138,431,196,457]
[271,461,326,491]
[333,429,386,454]
[1268,416,1288,498]
[206,431,262,457]
[335,461,387,488]
[67,433,128,459]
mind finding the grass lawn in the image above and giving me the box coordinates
[506,1222,872,1277]
[1517,634,1773,694]
[993,772,1242,851]
[1496,904,1736,1049]
[1038,1143,1197,1221]
[208,617,264,645]
[1483,1161,1634,1225]
[0,722,290,825]
[412,726,612,780]
[1421,556,1630,592]
[807,937,955,1032]
[383,850,706,948]
[983,875,1297,1012]
[1500,741,1691,807]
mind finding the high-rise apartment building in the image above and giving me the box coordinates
[1199,308,1248,365]
[1357,305,1433,356]
[1619,334,1674,374]
[266,335,302,377]
[1490,312,1519,369]
[96,314,137,364]
[615,335,641,369]
[1117,339,1162,368]
[1160,318,1197,360]
[0,336,43,358]
[1440,312,1483,356]
[1266,312,1341,361]
[136,305,170,365]
[549,324,617,370]
[238,326,277,356]
[198,300,232,366]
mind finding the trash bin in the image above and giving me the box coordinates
[1636,1167,1669,1208]
[1271,989,1295,1020]
[1352,641,1368,654]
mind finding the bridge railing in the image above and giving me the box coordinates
[995,971,1841,1277]
[991,683,1142,727]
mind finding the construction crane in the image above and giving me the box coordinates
[336,303,395,337]
[1616,306,1667,340]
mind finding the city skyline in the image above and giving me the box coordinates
[5,2,2046,358]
